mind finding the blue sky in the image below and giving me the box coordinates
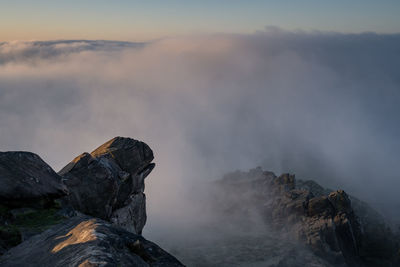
[1,1,400,41]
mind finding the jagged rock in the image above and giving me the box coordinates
[110,192,147,234]
[59,137,155,234]
[0,152,67,205]
[297,179,333,197]
[0,215,184,267]
[350,196,400,266]
[215,168,400,267]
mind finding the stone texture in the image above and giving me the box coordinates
[0,151,67,204]
[215,167,400,267]
[59,137,155,234]
[0,151,69,253]
[0,215,184,267]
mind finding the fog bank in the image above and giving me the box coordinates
[1,30,400,236]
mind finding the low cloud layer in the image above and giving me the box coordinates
[1,30,400,233]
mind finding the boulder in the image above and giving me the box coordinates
[59,137,155,234]
[0,152,67,205]
[0,215,184,267]
[0,152,68,254]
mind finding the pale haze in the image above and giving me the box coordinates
[1,2,400,265]
[1,30,400,228]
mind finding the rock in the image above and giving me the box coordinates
[59,137,155,234]
[350,196,400,266]
[0,152,67,205]
[215,167,400,267]
[0,215,184,267]
[110,193,147,234]
[0,203,67,254]
[0,152,68,254]
[297,179,333,197]
[0,139,184,266]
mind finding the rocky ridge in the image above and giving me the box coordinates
[215,167,400,267]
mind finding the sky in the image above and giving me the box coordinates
[1,0,400,41]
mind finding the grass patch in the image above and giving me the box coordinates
[13,208,65,232]
[0,225,21,247]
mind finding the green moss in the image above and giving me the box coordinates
[13,208,65,232]
[0,204,10,217]
[0,225,21,247]
[1,204,66,251]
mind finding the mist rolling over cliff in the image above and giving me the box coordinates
[1,30,400,265]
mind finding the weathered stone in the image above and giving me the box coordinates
[215,167,400,267]
[0,215,184,267]
[307,196,332,217]
[110,193,147,235]
[0,152,69,253]
[59,137,155,234]
[0,152,67,205]
[297,179,333,197]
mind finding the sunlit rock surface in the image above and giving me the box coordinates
[0,215,183,267]
[59,137,155,234]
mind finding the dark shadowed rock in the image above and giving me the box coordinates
[0,152,68,254]
[0,152,67,205]
[215,167,400,267]
[59,137,155,234]
[0,215,184,267]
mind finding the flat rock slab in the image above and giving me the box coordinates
[0,215,184,267]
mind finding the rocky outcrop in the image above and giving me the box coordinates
[0,152,68,254]
[0,215,184,267]
[0,152,67,205]
[59,137,155,234]
[215,167,400,267]
[0,137,184,266]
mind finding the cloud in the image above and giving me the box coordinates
[1,29,400,235]
[0,40,144,65]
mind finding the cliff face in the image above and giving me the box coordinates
[0,137,183,266]
[215,167,400,267]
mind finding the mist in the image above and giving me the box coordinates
[1,29,400,261]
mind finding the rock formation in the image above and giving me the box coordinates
[0,152,68,253]
[59,137,155,234]
[0,215,183,267]
[0,137,184,266]
[0,151,67,205]
[215,167,400,267]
